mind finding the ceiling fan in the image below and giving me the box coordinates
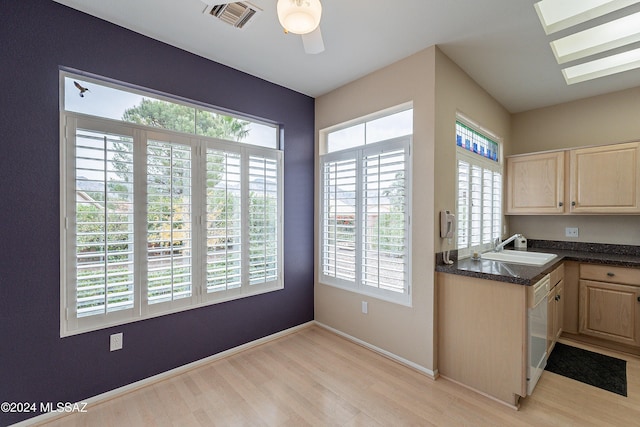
[201,0,325,54]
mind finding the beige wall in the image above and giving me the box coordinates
[315,46,437,371]
[433,49,511,252]
[511,87,640,154]
[510,87,640,244]
[314,46,511,373]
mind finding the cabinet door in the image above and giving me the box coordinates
[570,142,640,213]
[555,279,564,343]
[547,280,565,355]
[507,151,564,214]
[579,279,640,347]
[547,287,556,355]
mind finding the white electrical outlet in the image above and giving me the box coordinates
[110,333,123,351]
[361,301,368,314]
[565,227,579,237]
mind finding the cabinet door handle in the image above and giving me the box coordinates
[607,272,615,277]
[637,296,640,302]
[558,202,563,207]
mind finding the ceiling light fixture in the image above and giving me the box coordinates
[534,0,640,35]
[551,11,640,63]
[276,0,322,35]
[562,46,640,83]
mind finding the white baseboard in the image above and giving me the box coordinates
[314,321,438,379]
[11,321,314,427]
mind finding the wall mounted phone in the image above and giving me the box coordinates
[440,210,456,239]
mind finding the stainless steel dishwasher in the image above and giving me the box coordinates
[527,273,549,395]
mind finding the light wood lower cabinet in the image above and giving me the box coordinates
[547,264,564,355]
[578,264,640,347]
[547,278,564,355]
[561,261,580,334]
[437,272,527,408]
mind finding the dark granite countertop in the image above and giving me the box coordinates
[435,241,640,286]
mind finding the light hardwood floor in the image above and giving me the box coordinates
[36,326,640,426]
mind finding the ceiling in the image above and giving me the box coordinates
[52,0,640,113]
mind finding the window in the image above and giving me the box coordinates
[61,71,282,335]
[455,119,503,258]
[63,74,278,148]
[319,105,412,305]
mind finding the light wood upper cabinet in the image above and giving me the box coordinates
[569,142,640,213]
[506,141,640,214]
[506,151,564,214]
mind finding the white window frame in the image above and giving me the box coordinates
[61,113,283,336]
[319,104,412,306]
[455,119,503,259]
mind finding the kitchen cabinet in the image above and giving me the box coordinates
[547,264,564,355]
[437,272,526,408]
[579,264,640,347]
[569,142,640,213]
[506,141,640,214]
[561,261,580,334]
[506,151,564,214]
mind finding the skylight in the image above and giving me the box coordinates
[535,0,640,84]
[562,47,640,84]
[550,11,640,64]
[534,0,640,35]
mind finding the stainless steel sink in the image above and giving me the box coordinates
[480,249,557,266]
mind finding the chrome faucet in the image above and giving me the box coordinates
[494,233,523,252]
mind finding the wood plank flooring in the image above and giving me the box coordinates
[36,326,640,426]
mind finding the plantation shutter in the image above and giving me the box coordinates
[73,127,136,318]
[492,171,502,244]
[146,139,193,305]
[321,154,358,283]
[247,152,281,286]
[470,164,483,247]
[319,136,411,304]
[456,154,502,258]
[456,159,470,250]
[361,145,408,293]
[205,147,242,293]
[62,106,283,335]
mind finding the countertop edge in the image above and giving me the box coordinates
[435,249,640,285]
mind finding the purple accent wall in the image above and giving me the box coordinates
[0,1,314,424]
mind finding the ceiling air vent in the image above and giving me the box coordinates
[205,2,262,29]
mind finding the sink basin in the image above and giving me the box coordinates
[481,250,557,266]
